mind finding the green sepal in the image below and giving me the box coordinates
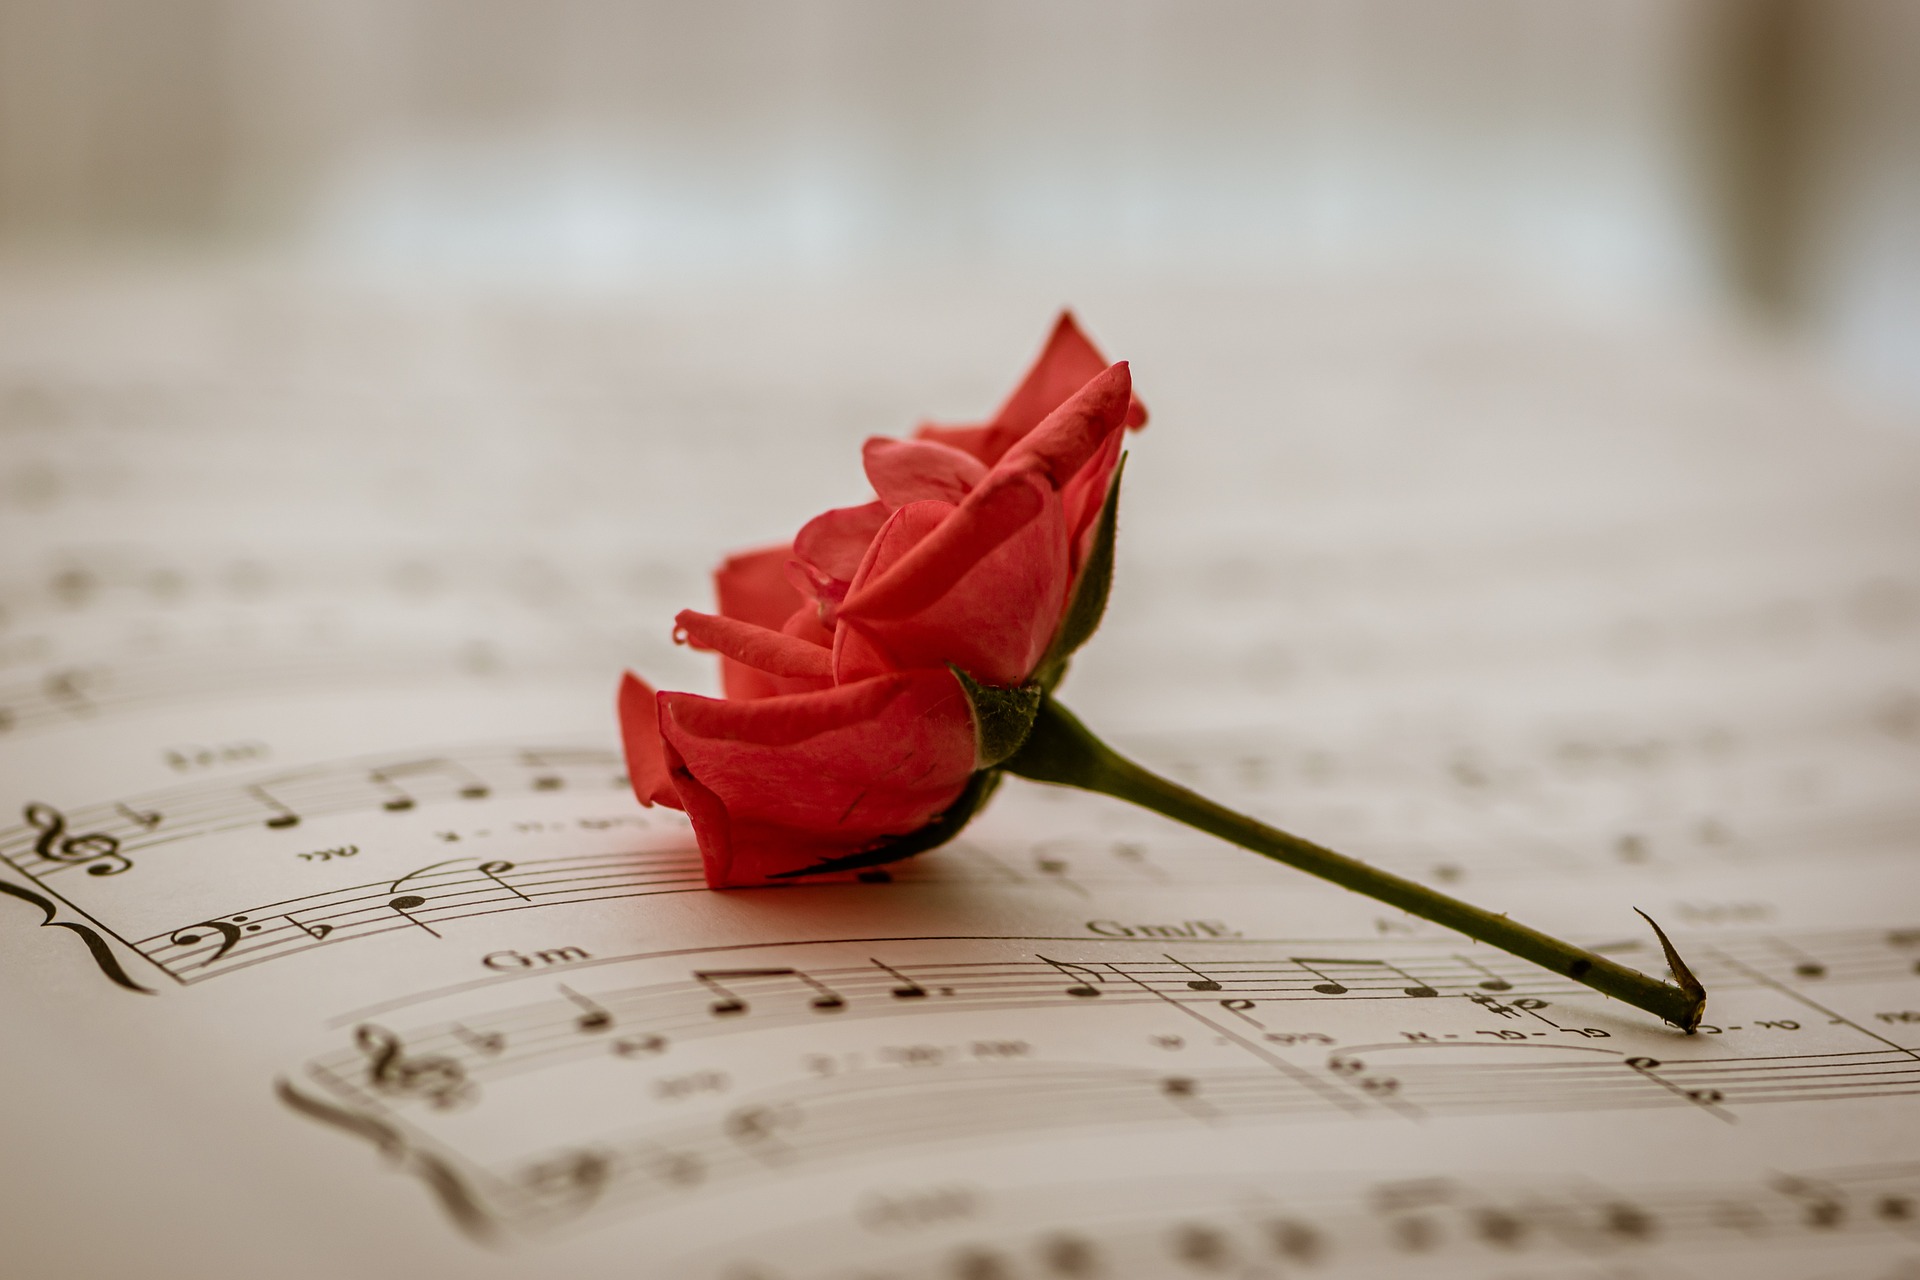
[1032,453,1126,692]
[949,664,1044,769]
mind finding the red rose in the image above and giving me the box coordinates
[620,313,1146,886]
[611,316,1709,1035]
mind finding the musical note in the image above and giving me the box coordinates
[724,1103,798,1157]
[693,968,845,1015]
[369,769,417,812]
[520,749,567,792]
[453,1025,506,1055]
[560,985,614,1032]
[477,860,529,901]
[1766,937,1829,979]
[287,911,334,940]
[409,757,490,801]
[1292,958,1351,995]
[353,1024,472,1110]
[23,802,132,876]
[1623,1055,1728,1115]
[871,957,929,999]
[386,894,440,937]
[1599,1200,1656,1240]
[382,861,469,937]
[1165,955,1222,991]
[1039,956,1105,997]
[1889,929,1920,975]
[1773,1176,1846,1229]
[1386,962,1439,998]
[795,971,846,1011]
[1457,955,1512,991]
[694,971,752,1016]
[1293,956,1437,997]
[42,668,96,717]
[113,802,163,832]
[613,1034,668,1058]
[518,1150,609,1215]
[249,784,301,830]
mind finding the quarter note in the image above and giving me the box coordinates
[1766,937,1828,979]
[383,860,468,935]
[1384,962,1439,998]
[871,957,928,999]
[1039,956,1105,997]
[1458,955,1513,991]
[386,894,441,937]
[795,971,846,1011]
[1165,955,1222,991]
[694,970,752,1016]
[249,784,301,830]
[560,985,614,1032]
[1292,958,1351,995]
[520,750,565,791]
[369,768,417,812]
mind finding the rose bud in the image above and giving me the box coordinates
[618,314,1711,1034]
[619,313,1146,887]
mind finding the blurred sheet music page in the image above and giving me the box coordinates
[3,273,1918,1280]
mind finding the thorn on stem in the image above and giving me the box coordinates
[1635,908,1708,1034]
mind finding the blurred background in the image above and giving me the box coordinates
[0,0,1915,410]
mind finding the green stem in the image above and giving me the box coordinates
[1004,698,1707,1032]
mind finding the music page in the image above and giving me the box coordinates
[3,275,1918,1279]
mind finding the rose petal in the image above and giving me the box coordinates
[617,672,680,808]
[837,471,1043,623]
[793,501,889,587]
[715,544,801,630]
[998,362,1133,490]
[675,609,834,681]
[839,475,1070,687]
[911,420,999,460]
[712,544,806,699]
[915,312,1146,464]
[991,311,1125,441]
[781,603,835,648]
[862,436,988,508]
[660,670,977,884]
[830,500,953,682]
[1059,423,1124,568]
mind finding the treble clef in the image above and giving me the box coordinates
[24,803,132,876]
[354,1024,475,1111]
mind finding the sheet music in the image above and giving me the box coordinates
[4,273,1919,1279]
